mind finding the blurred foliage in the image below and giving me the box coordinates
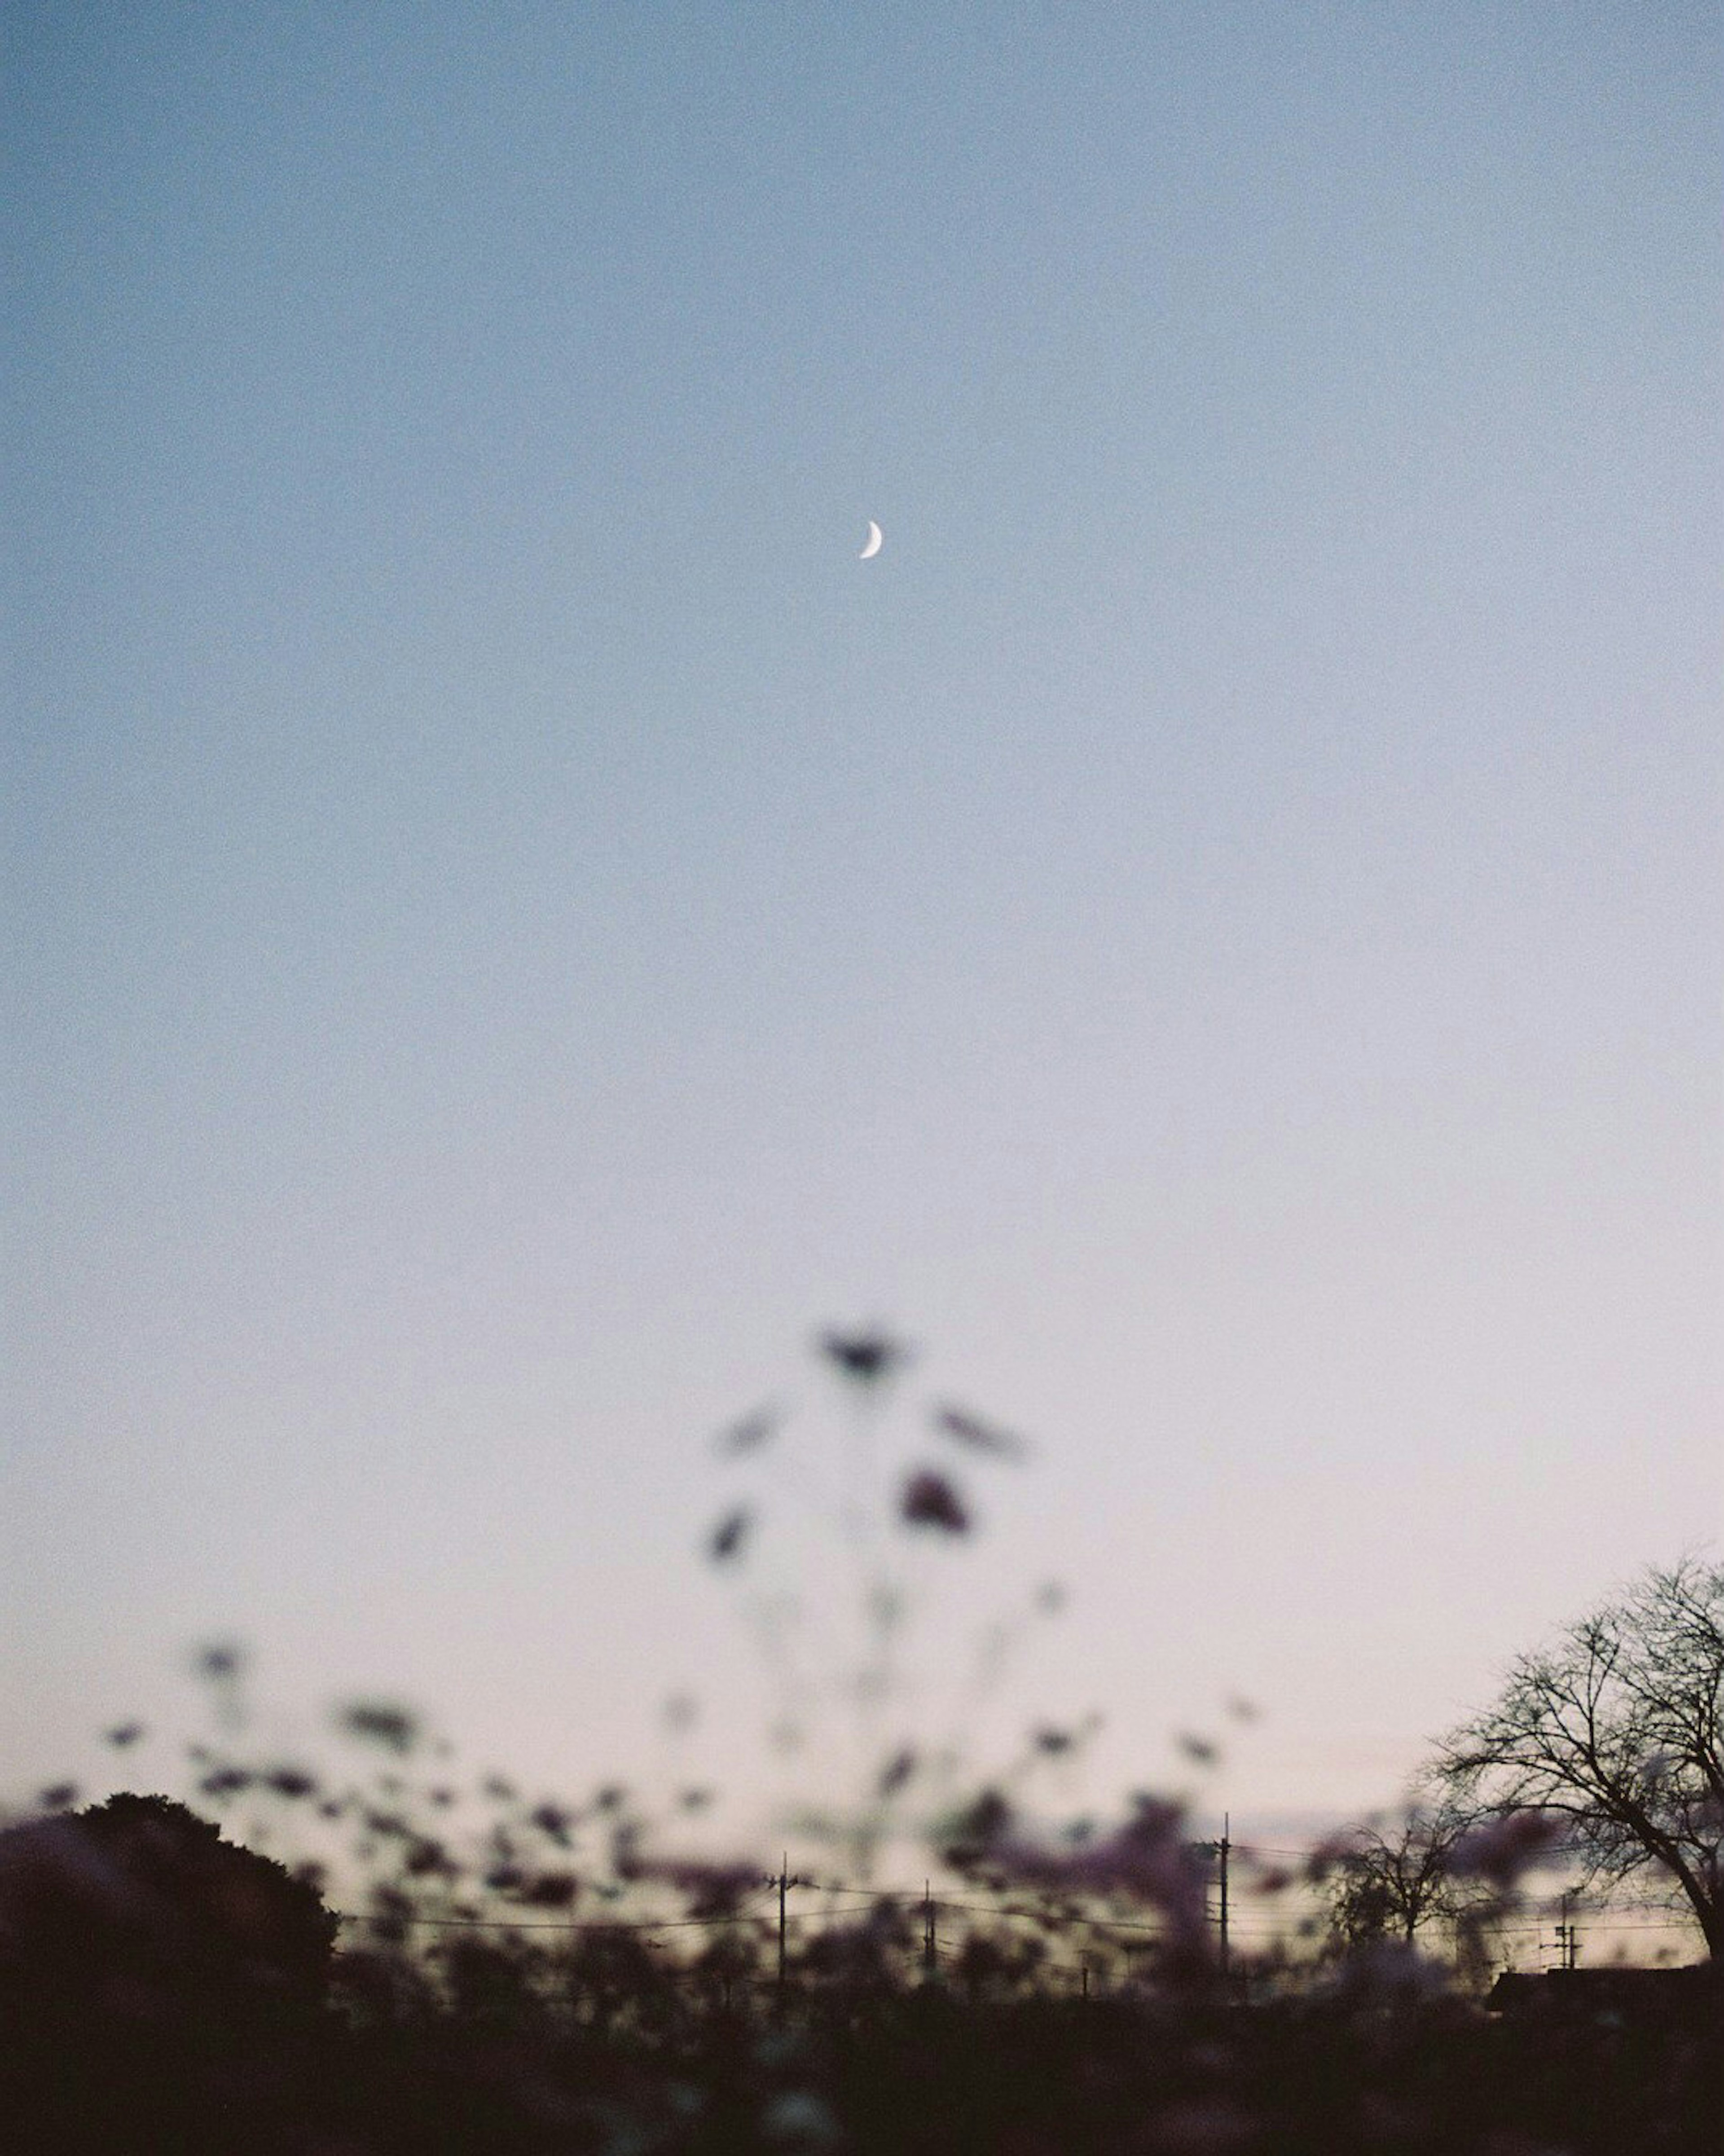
[3,1337,1716,2148]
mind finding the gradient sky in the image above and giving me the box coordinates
[7,4,1720,1846]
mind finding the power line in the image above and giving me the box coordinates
[335,1887,774,1935]
[329,1869,1704,1953]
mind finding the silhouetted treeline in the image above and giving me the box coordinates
[0,1791,1715,2155]
[6,1391,1718,2151]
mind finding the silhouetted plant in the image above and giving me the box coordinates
[3,1350,1717,2150]
[695,1324,1081,1883]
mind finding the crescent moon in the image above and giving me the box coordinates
[860,520,883,560]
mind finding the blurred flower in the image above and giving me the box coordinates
[714,1404,780,1457]
[1178,1734,1220,1767]
[518,1871,578,1909]
[708,1507,752,1565]
[981,1795,1209,1948]
[193,1642,246,1681]
[942,1788,1014,1865]
[933,1403,1030,1462]
[1450,1808,1566,1889]
[529,1803,574,1845]
[337,1702,422,1755]
[103,1723,145,1748]
[818,1326,909,1385]
[632,1856,758,1917]
[877,1748,917,1796]
[901,1469,970,1535]
[264,1768,317,1799]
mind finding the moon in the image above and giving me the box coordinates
[859,520,883,560]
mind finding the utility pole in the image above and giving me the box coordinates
[1195,1818,1232,1979]
[767,1856,803,1999]
[922,1881,936,1978]
[1552,1895,1581,1972]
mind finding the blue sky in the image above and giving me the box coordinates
[7,4,1720,1841]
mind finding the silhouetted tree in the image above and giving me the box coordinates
[1435,1558,1724,1959]
[0,1795,339,2151]
[1324,1796,1475,1950]
[0,1791,337,2016]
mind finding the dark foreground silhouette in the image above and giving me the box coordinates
[1,1795,1716,2156]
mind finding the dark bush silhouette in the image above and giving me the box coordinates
[0,1791,337,2015]
[0,1794,339,2154]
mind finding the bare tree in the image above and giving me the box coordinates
[1324,1797,1473,1950]
[1434,1557,1724,1960]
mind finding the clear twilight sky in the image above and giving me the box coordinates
[6,6,1720,1845]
